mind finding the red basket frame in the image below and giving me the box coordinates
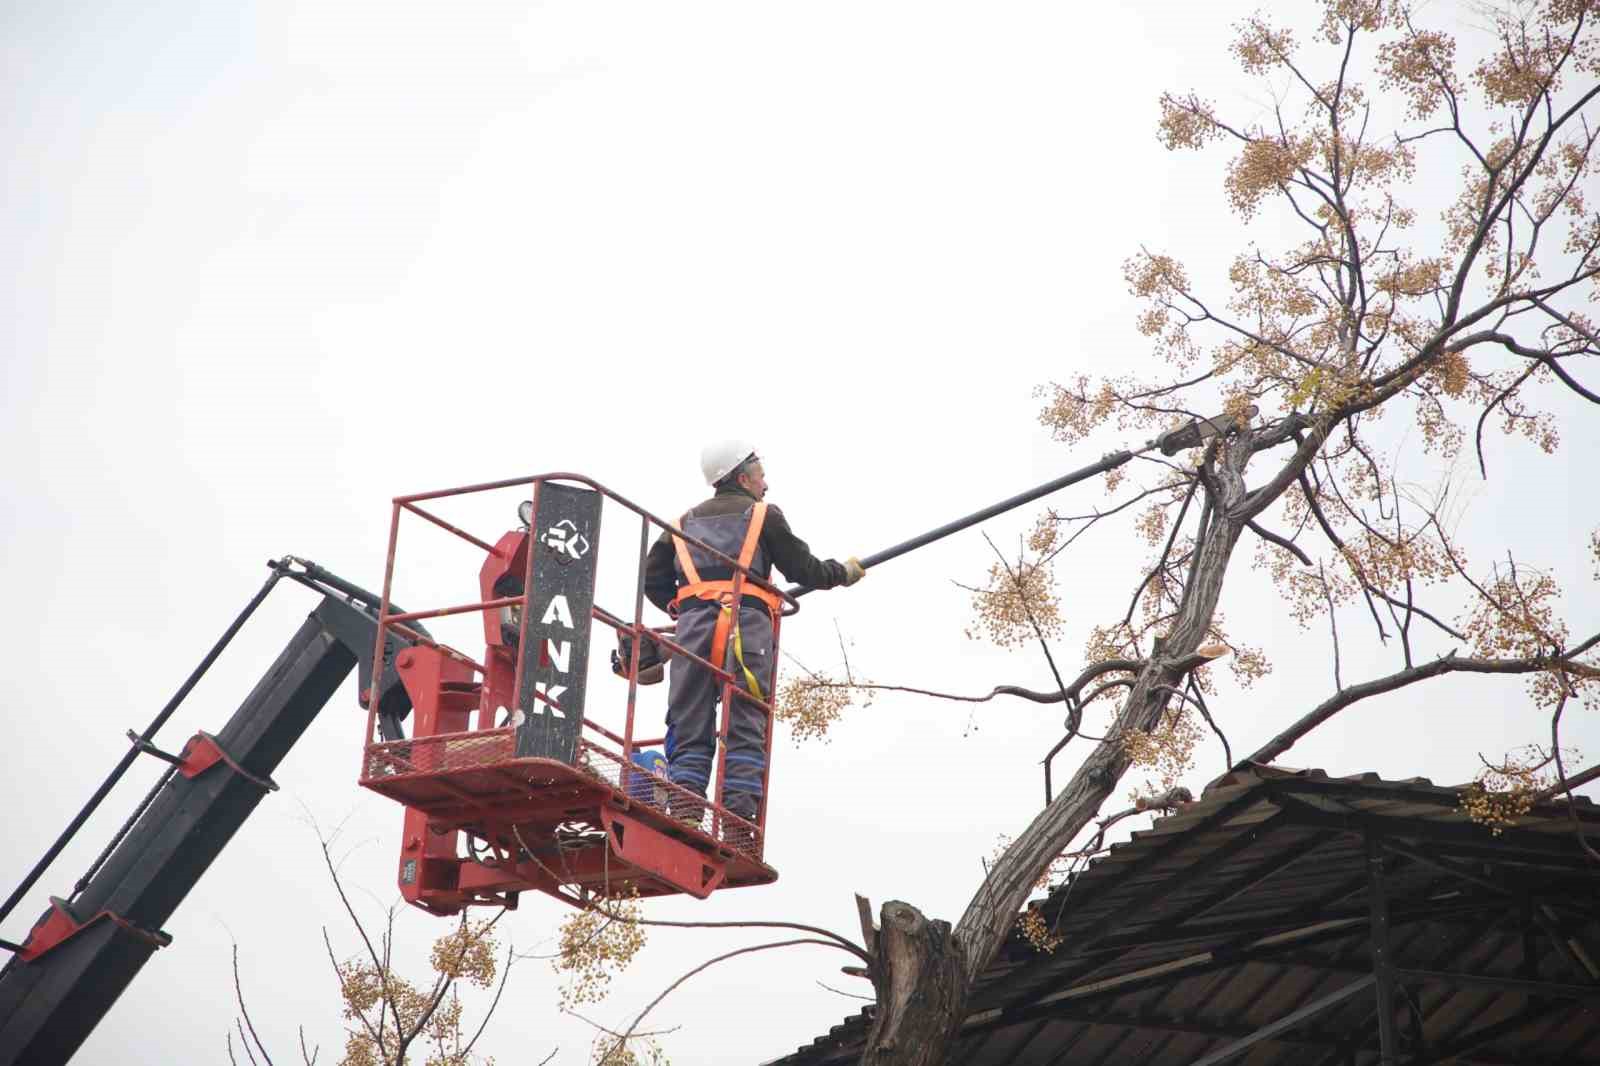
[358,472,798,911]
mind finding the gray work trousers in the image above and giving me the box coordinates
[665,603,773,820]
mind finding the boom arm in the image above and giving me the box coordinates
[0,561,412,1066]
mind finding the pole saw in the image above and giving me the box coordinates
[787,405,1254,597]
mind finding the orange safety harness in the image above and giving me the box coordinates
[671,502,781,697]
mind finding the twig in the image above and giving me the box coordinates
[983,532,1079,738]
[603,939,853,1059]
[1478,748,1558,776]
[1045,478,1191,559]
[314,829,405,1047]
[511,825,574,898]
[816,979,875,1001]
[1320,561,1343,691]
[298,1027,318,1066]
[1185,675,1232,769]
[232,943,275,1066]
[1394,496,1415,668]
[564,1008,681,1040]
[409,908,509,1060]
[1550,678,1600,863]
[321,927,389,1057]
[236,1020,261,1066]
[1297,462,1390,642]
[463,940,517,1055]
[572,898,871,965]
[834,620,854,684]
[1048,789,1192,928]
[1123,473,1202,628]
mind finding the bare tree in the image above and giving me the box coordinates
[764,2,1600,1061]
[228,830,528,1066]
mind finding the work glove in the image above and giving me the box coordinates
[841,557,866,587]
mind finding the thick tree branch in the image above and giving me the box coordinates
[1537,763,1600,800]
[1247,639,1600,766]
[1235,420,1326,523]
[1247,518,1312,566]
[1475,361,1541,478]
[1454,329,1600,404]
[801,659,1144,710]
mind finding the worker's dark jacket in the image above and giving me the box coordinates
[643,484,848,613]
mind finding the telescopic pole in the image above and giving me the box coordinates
[786,405,1255,598]
[787,448,1143,599]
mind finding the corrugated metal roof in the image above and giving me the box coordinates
[767,764,1600,1066]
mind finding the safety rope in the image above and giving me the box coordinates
[729,612,764,698]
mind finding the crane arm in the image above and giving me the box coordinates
[0,561,410,1066]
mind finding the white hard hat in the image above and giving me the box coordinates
[700,439,758,487]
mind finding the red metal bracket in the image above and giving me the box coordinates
[16,897,170,963]
[601,808,727,899]
[177,731,279,792]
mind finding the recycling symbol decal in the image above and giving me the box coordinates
[540,519,591,561]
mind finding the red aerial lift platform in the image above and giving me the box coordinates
[357,473,794,913]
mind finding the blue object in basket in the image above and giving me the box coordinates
[629,749,668,804]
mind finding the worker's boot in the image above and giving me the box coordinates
[667,791,705,831]
[721,793,761,853]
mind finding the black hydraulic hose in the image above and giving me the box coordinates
[787,448,1138,598]
[69,764,178,903]
[279,557,383,611]
[0,565,286,932]
[275,557,428,637]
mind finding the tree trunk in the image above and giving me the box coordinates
[854,433,1256,1066]
[860,902,968,1066]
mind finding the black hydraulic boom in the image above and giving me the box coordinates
[0,559,417,1066]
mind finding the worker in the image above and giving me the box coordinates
[643,440,864,828]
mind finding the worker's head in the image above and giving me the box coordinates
[730,457,767,500]
[700,439,761,492]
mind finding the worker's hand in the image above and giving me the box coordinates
[842,557,866,586]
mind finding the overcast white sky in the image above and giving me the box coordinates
[3,2,1596,1064]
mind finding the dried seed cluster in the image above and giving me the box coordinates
[1017,908,1064,955]
[554,889,646,1010]
[335,916,501,1066]
[1122,709,1204,794]
[1459,779,1538,834]
[1459,746,1556,834]
[591,1035,669,1066]
[964,558,1064,649]
[774,674,861,743]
